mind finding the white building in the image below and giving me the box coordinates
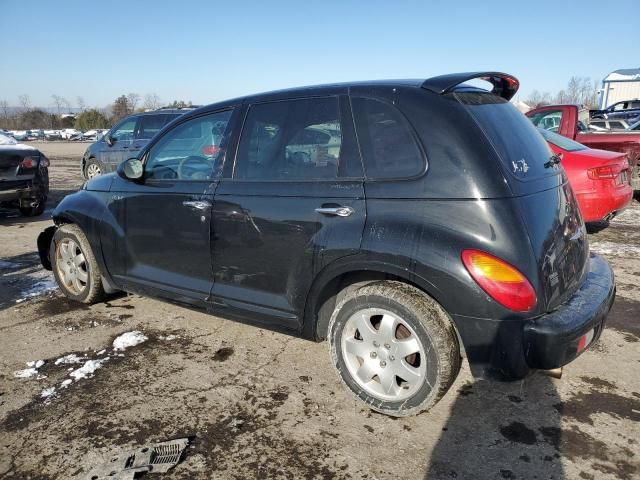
[599,68,640,109]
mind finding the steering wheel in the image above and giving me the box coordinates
[177,155,211,180]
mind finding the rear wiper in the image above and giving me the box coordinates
[544,153,562,168]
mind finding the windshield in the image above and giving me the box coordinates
[537,128,587,152]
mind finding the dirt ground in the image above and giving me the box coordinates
[0,142,638,480]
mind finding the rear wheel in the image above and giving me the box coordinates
[328,281,461,417]
[50,224,105,304]
[84,159,102,179]
[19,197,46,217]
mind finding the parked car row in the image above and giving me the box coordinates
[0,128,109,142]
[38,72,617,417]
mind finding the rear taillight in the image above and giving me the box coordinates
[21,157,35,168]
[462,249,537,312]
[587,164,625,179]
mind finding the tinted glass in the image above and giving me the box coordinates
[110,118,137,142]
[456,92,555,181]
[537,127,586,152]
[145,110,232,181]
[235,97,342,180]
[352,97,424,179]
[136,115,168,139]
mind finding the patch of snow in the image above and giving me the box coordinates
[26,360,45,368]
[14,367,39,378]
[41,387,56,398]
[69,358,109,381]
[589,241,640,257]
[54,354,85,365]
[0,260,24,270]
[112,331,148,351]
[96,349,106,355]
[160,334,178,341]
[610,207,640,227]
[16,275,58,303]
[60,379,73,388]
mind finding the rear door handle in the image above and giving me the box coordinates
[315,206,354,217]
[183,200,212,210]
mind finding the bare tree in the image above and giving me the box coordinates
[567,76,582,104]
[127,93,140,112]
[526,90,552,108]
[77,96,86,112]
[0,100,9,119]
[143,93,161,110]
[62,97,72,113]
[52,94,65,115]
[18,94,32,112]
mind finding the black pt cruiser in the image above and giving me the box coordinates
[38,72,615,417]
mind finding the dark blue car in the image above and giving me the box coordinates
[81,108,193,179]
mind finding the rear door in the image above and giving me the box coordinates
[210,95,365,330]
[113,109,236,305]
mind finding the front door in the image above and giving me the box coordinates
[211,96,366,330]
[104,117,137,172]
[114,109,235,304]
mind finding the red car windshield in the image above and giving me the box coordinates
[537,128,587,152]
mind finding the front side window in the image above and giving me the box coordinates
[352,97,424,179]
[235,97,342,180]
[110,118,137,142]
[145,110,232,181]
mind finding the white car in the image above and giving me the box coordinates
[60,128,81,140]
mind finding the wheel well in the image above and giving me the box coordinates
[310,271,428,340]
[308,270,466,358]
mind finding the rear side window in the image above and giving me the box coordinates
[352,97,424,179]
[456,92,554,181]
[136,115,168,139]
[235,97,344,180]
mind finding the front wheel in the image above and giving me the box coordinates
[84,159,102,179]
[328,281,461,417]
[50,224,105,304]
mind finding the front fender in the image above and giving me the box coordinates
[49,189,122,289]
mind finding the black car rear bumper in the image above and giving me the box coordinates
[452,253,615,379]
[0,178,48,204]
[523,253,615,370]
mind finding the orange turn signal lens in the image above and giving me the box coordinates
[462,249,537,312]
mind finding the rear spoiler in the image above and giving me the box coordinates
[421,72,519,101]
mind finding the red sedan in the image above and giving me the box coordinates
[538,128,633,223]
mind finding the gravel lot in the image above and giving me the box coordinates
[0,142,638,479]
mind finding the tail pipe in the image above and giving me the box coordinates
[540,367,563,379]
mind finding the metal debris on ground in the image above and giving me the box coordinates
[85,438,190,479]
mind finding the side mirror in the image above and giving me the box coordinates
[105,134,115,146]
[117,158,144,181]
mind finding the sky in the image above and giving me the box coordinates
[1,0,638,109]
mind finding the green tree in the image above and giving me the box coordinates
[111,95,132,122]
[75,109,110,130]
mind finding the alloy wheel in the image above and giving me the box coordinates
[340,308,427,402]
[86,163,101,178]
[56,239,88,295]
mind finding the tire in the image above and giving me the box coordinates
[328,281,461,417]
[50,224,105,304]
[19,197,47,217]
[84,159,102,179]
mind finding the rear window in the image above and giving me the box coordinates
[454,92,555,181]
[537,128,587,152]
[351,97,425,179]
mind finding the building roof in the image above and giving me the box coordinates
[604,68,640,82]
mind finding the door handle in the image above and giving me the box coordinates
[315,206,354,217]
[183,200,212,210]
